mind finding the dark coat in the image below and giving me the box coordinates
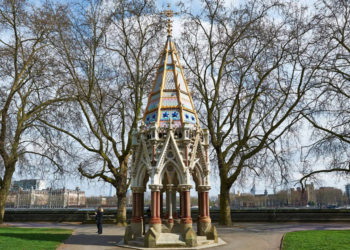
[96,211,103,223]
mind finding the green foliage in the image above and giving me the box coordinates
[282,230,350,250]
[0,227,72,250]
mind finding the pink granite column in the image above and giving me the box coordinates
[197,185,212,236]
[179,185,192,226]
[131,187,145,236]
[149,185,162,232]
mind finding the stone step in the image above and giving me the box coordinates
[197,235,215,246]
[156,233,186,247]
[198,239,214,246]
[127,240,144,247]
[197,236,207,241]
[134,236,144,242]
[161,224,171,233]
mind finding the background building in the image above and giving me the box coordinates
[6,179,86,208]
[228,183,347,208]
[12,179,46,191]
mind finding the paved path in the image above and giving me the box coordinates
[7,222,350,250]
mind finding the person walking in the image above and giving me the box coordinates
[95,206,104,234]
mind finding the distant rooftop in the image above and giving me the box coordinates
[11,179,46,191]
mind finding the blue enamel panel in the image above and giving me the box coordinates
[183,110,196,124]
[145,111,158,124]
[160,110,181,121]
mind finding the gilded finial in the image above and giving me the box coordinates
[160,3,179,36]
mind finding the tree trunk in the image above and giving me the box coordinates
[219,180,232,226]
[0,188,8,224]
[0,164,15,224]
[115,156,129,226]
[116,191,127,226]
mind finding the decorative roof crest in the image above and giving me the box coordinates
[160,3,179,36]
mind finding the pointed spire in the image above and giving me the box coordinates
[143,7,199,129]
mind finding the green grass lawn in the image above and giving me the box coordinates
[282,230,350,250]
[0,227,72,250]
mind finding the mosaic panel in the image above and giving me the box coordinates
[183,110,196,124]
[145,111,158,124]
[147,98,160,111]
[159,120,182,128]
[161,97,178,107]
[163,92,177,98]
[153,74,163,92]
[177,73,187,92]
[160,109,181,121]
[180,93,193,110]
[164,71,176,90]
[151,93,160,101]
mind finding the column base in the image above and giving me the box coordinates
[183,227,198,247]
[144,227,160,248]
[180,221,192,233]
[149,217,162,224]
[149,222,162,233]
[165,220,174,231]
[181,217,192,224]
[206,225,219,243]
[197,220,211,236]
[130,220,144,237]
[124,224,133,244]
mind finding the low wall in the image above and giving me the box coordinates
[4,208,350,223]
[221,209,350,222]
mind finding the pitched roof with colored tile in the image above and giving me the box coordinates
[143,36,199,128]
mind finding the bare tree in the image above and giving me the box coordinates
[0,0,70,223]
[300,0,350,186]
[38,0,163,225]
[179,0,327,225]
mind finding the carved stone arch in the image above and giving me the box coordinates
[191,163,205,188]
[135,164,149,187]
[157,159,185,185]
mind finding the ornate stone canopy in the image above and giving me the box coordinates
[124,5,218,248]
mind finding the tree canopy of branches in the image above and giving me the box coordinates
[300,0,350,186]
[180,0,329,225]
[0,0,71,223]
[37,0,163,224]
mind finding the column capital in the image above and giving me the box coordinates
[149,184,163,191]
[197,185,211,192]
[178,184,192,191]
[166,184,175,191]
[131,186,146,193]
